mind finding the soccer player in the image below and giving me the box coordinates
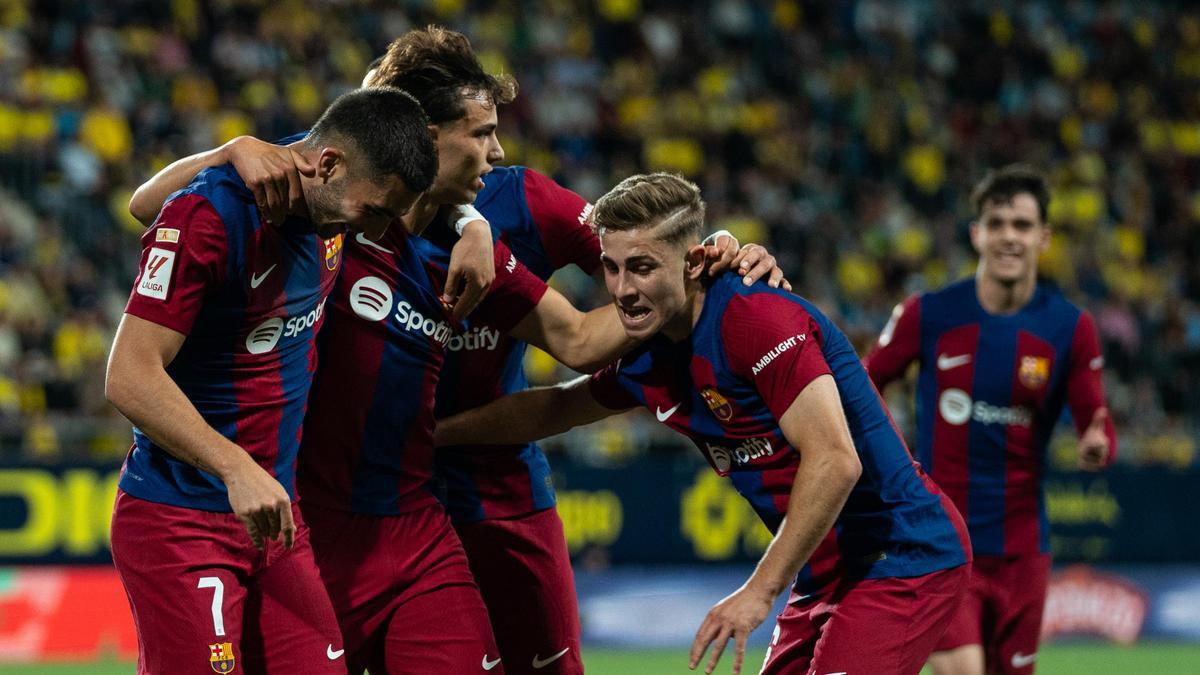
[105,87,437,675]
[864,165,1116,675]
[129,26,786,675]
[435,173,973,675]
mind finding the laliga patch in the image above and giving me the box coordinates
[155,227,180,243]
[137,247,176,300]
[208,641,235,673]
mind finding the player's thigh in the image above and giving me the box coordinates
[759,592,825,675]
[373,581,503,675]
[111,491,251,675]
[459,509,582,675]
[809,566,969,675]
[929,645,986,675]
[991,554,1051,674]
[241,517,345,675]
[935,557,990,653]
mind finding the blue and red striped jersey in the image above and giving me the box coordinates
[297,223,549,515]
[433,166,598,523]
[864,278,1116,555]
[120,164,343,512]
[589,274,971,593]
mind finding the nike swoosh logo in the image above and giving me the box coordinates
[326,645,344,660]
[482,655,501,670]
[355,231,393,254]
[1011,652,1036,667]
[937,353,972,370]
[532,647,571,669]
[655,404,680,422]
[250,264,276,289]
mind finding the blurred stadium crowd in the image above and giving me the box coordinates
[0,0,1196,465]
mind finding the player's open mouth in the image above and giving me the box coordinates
[620,306,652,323]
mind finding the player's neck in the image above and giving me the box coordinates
[975,270,1037,315]
[661,287,706,342]
[399,194,442,236]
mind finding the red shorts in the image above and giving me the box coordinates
[303,501,502,675]
[936,553,1051,673]
[456,507,582,675]
[761,564,969,675]
[110,489,344,675]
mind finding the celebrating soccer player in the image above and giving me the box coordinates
[105,87,437,674]
[864,164,1116,675]
[129,27,787,675]
[435,173,972,675]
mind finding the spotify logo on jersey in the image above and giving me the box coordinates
[938,388,973,426]
[245,317,284,355]
[350,276,393,322]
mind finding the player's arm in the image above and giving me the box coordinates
[441,204,494,321]
[105,315,297,550]
[863,293,922,390]
[434,375,624,447]
[1066,310,1117,470]
[508,290,638,373]
[689,375,861,675]
[129,135,312,227]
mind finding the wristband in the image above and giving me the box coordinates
[451,204,487,236]
[703,229,735,247]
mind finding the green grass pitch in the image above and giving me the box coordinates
[3,644,1198,674]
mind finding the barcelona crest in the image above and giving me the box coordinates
[1019,356,1050,389]
[700,387,733,421]
[209,642,235,673]
[324,233,344,271]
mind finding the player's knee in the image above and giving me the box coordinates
[929,644,985,675]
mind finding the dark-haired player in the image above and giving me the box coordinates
[436,173,971,675]
[106,87,437,675]
[864,164,1116,675]
[130,26,786,675]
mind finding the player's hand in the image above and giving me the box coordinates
[689,584,774,675]
[703,236,792,291]
[224,136,315,227]
[443,218,494,321]
[224,456,296,550]
[1078,408,1110,472]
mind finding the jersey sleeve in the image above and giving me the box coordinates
[1066,310,1117,464]
[721,293,832,421]
[469,238,550,333]
[124,194,228,335]
[523,168,601,275]
[863,294,922,390]
[587,360,641,411]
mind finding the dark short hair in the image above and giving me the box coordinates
[593,173,706,246]
[367,26,517,124]
[307,86,438,193]
[970,164,1050,223]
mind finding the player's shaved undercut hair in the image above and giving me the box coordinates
[593,173,707,247]
[367,26,517,124]
[971,163,1050,223]
[307,86,438,193]
[307,85,439,192]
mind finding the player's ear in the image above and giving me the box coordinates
[427,124,440,143]
[684,243,706,280]
[316,147,345,182]
[968,220,983,254]
[1037,221,1051,253]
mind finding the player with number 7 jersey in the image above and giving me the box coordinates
[106,89,437,675]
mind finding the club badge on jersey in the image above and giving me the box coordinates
[1019,355,1050,389]
[208,642,235,673]
[700,386,734,421]
[324,234,344,271]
